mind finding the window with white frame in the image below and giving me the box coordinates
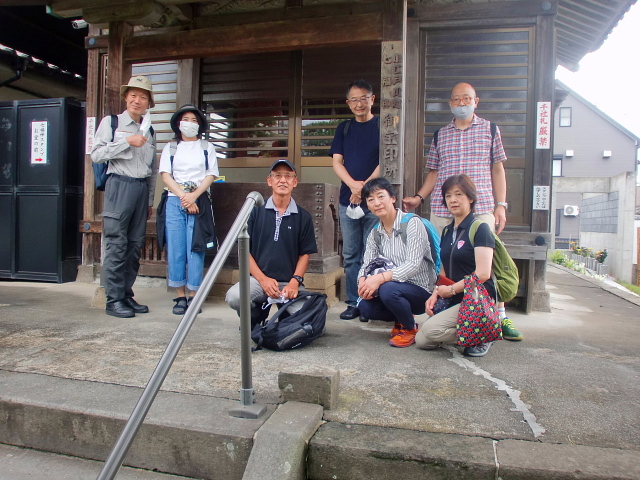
[552,154,562,176]
[559,107,572,127]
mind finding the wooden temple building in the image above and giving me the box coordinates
[7,0,636,312]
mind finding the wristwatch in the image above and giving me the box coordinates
[292,275,304,285]
[496,202,508,209]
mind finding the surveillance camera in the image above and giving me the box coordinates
[71,19,88,29]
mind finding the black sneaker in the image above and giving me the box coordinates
[463,342,494,357]
[340,305,360,320]
[172,297,187,315]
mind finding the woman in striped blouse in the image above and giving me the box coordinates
[357,177,437,348]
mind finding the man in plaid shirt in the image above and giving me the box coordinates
[403,82,523,342]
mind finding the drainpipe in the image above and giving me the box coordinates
[0,57,29,89]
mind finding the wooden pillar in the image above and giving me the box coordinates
[106,21,133,115]
[79,25,103,280]
[380,0,407,199]
[176,58,200,107]
[403,15,420,203]
[531,11,556,312]
[532,13,555,234]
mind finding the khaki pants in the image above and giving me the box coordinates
[415,305,460,348]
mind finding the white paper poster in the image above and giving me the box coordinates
[86,116,96,154]
[31,121,48,164]
[533,185,550,210]
[536,101,551,149]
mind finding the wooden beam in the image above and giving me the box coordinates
[411,0,557,21]
[123,13,383,62]
[193,2,382,29]
[106,20,132,115]
[82,0,162,26]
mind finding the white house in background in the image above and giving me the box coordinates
[553,80,640,284]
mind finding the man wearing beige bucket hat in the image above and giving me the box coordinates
[91,75,158,318]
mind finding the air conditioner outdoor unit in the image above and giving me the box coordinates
[564,205,580,216]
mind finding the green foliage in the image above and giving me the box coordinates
[616,280,640,295]
[550,250,568,266]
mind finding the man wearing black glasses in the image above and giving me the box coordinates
[331,79,381,321]
[225,159,317,327]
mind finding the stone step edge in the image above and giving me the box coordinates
[308,422,640,480]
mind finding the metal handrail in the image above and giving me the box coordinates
[96,191,265,480]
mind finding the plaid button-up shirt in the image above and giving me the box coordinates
[426,115,507,217]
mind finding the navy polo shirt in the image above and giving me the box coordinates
[440,213,496,303]
[330,116,380,207]
[248,197,317,283]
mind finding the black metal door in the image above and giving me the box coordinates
[0,98,84,282]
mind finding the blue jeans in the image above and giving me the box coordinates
[165,195,206,291]
[339,204,379,306]
[358,282,431,330]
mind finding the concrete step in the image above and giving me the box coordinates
[3,370,640,480]
[0,370,276,479]
[0,443,195,480]
[308,422,640,480]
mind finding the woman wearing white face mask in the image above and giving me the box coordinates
[158,105,219,314]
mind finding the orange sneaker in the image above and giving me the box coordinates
[391,322,401,337]
[389,327,418,348]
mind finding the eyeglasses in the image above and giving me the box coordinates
[346,95,373,105]
[270,172,296,180]
[450,95,476,106]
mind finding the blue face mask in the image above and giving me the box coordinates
[451,104,475,120]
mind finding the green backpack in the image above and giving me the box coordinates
[468,219,519,302]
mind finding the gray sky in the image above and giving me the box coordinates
[555,3,640,138]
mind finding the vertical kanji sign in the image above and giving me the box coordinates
[31,121,48,164]
[86,117,96,155]
[532,185,550,210]
[536,101,551,149]
[380,41,404,182]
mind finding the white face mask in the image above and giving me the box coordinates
[179,121,200,138]
[346,203,365,219]
[451,104,475,120]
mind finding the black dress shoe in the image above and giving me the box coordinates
[340,305,360,320]
[123,297,149,313]
[106,300,135,318]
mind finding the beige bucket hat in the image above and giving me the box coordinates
[120,75,155,108]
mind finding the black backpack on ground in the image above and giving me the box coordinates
[251,292,328,351]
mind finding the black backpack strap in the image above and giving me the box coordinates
[433,128,440,148]
[200,139,209,171]
[343,118,353,138]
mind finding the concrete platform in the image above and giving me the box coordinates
[0,263,639,478]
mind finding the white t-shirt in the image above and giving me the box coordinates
[159,140,220,196]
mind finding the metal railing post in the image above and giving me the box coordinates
[228,223,267,419]
[96,191,264,480]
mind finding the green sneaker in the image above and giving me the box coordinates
[501,317,524,341]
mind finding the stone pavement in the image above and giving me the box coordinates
[0,263,639,479]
